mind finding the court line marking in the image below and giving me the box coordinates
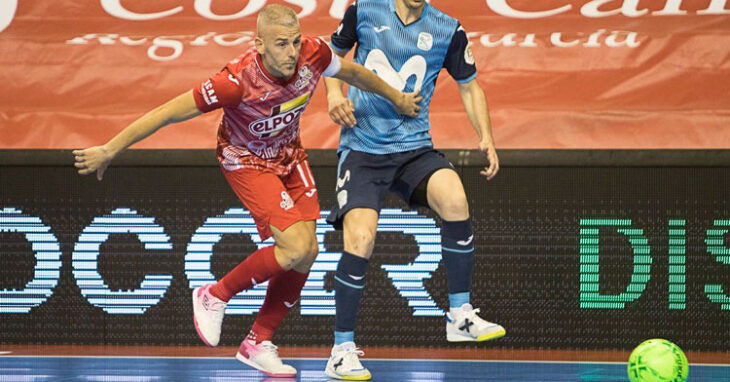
[0,355,727,367]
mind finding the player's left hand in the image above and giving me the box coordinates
[479,140,499,180]
[73,145,113,181]
[396,90,422,117]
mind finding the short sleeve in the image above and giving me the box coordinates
[192,68,244,113]
[443,24,477,84]
[330,4,358,54]
[307,36,341,77]
[323,53,342,77]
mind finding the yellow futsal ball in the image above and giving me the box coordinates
[628,339,689,382]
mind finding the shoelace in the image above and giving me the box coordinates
[461,307,492,330]
[258,342,286,366]
[205,300,226,312]
[341,347,365,369]
[203,296,226,324]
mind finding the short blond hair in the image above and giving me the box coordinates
[257,4,298,34]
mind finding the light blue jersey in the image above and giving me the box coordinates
[331,0,477,154]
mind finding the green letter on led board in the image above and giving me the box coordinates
[705,219,730,310]
[580,219,652,309]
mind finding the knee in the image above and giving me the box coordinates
[292,234,319,260]
[438,195,470,221]
[344,226,376,256]
[277,233,318,269]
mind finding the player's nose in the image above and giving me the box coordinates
[286,43,297,58]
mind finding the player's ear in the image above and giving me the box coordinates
[255,37,265,54]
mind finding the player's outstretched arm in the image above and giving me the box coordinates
[332,59,422,118]
[73,90,202,181]
[458,79,499,180]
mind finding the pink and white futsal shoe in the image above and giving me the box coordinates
[235,338,297,378]
[192,283,227,347]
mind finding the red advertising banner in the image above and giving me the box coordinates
[0,0,729,149]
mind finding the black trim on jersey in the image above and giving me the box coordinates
[443,24,477,82]
[331,4,358,52]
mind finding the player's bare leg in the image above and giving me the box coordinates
[426,168,505,342]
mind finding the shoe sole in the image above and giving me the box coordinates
[447,328,506,342]
[325,366,372,381]
[192,287,216,347]
[236,352,297,378]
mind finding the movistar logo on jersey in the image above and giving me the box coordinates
[364,49,426,91]
[248,93,310,138]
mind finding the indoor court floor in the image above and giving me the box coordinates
[1,346,728,381]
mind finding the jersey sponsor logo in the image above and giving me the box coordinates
[284,298,299,308]
[259,91,272,101]
[305,189,317,198]
[248,93,311,138]
[417,32,433,51]
[364,49,426,92]
[373,25,391,33]
[295,65,313,90]
[201,79,218,105]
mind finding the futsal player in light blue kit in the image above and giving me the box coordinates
[323,0,504,379]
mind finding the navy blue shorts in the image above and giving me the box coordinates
[326,147,454,230]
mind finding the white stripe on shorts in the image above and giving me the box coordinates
[297,163,309,188]
[304,160,316,185]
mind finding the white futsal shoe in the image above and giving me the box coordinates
[446,303,506,342]
[325,342,372,381]
[236,338,297,378]
[192,283,227,346]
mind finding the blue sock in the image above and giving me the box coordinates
[334,331,354,345]
[334,251,369,345]
[441,219,474,308]
[449,291,470,309]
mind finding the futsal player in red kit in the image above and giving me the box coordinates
[73,4,421,378]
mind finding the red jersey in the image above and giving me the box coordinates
[193,36,340,175]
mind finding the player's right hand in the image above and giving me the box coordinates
[327,95,357,128]
[73,145,113,181]
[396,90,422,118]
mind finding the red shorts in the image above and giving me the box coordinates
[222,160,320,240]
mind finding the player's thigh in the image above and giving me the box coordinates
[223,167,303,241]
[284,159,321,222]
[426,168,470,221]
[326,150,394,231]
[342,207,379,259]
[271,219,316,246]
